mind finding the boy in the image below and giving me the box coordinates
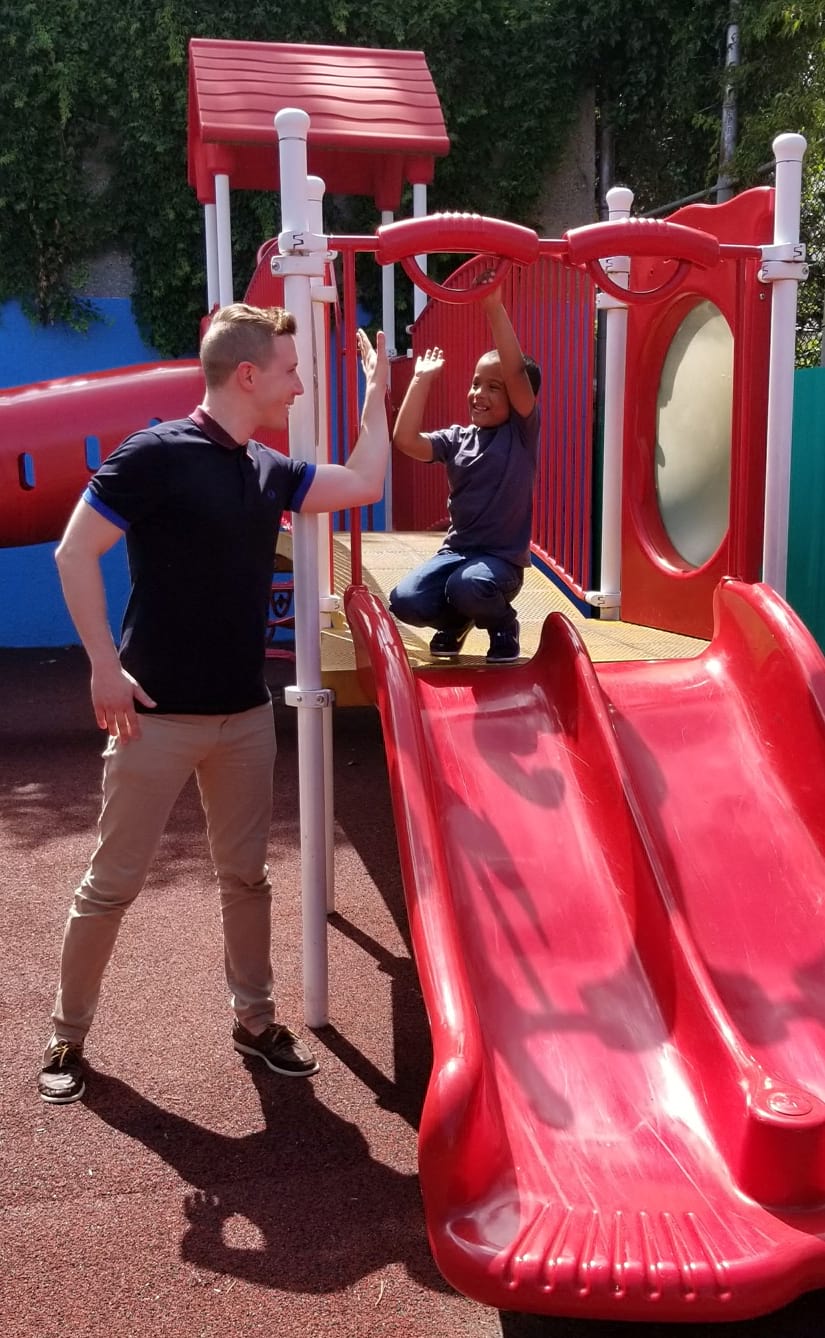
[389,283,540,663]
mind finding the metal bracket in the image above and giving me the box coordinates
[311,285,338,304]
[319,594,342,613]
[284,686,336,709]
[595,292,628,311]
[585,590,621,608]
[603,256,630,275]
[277,229,330,254]
[758,259,809,284]
[760,242,807,262]
[271,254,333,279]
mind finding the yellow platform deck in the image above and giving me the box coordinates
[280,532,708,706]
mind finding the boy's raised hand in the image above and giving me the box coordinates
[414,346,445,379]
[475,266,505,313]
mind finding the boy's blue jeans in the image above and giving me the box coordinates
[389,550,523,633]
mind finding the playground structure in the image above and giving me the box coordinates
[1,33,825,1323]
[267,116,825,1321]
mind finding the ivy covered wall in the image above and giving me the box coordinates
[3,2,820,359]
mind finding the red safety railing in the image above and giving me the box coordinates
[320,212,750,605]
[392,253,596,602]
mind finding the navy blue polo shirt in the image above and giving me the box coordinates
[426,404,540,567]
[84,409,315,714]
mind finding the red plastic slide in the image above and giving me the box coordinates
[0,362,203,547]
[345,579,825,1323]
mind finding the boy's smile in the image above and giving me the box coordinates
[467,352,511,428]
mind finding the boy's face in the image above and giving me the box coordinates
[467,352,510,429]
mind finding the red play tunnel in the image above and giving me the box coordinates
[0,361,204,547]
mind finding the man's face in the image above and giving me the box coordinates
[467,352,510,429]
[251,334,304,429]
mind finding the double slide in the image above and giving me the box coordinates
[345,579,825,1322]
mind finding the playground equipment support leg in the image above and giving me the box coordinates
[590,186,633,618]
[214,173,234,307]
[762,133,807,597]
[276,107,331,1028]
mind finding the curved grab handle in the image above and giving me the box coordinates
[586,257,692,305]
[565,219,721,269]
[376,213,540,305]
[565,218,721,305]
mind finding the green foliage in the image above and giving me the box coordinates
[0,1,822,355]
[0,2,107,326]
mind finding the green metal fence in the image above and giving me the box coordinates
[788,366,825,647]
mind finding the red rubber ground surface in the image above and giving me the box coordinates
[2,648,824,1338]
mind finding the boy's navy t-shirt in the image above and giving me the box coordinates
[426,404,540,567]
[83,409,315,714]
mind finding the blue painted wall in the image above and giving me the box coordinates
[0,543,131,648]
[0,297,165,388]
[0,297,160,646]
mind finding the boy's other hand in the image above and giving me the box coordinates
[414,346,445,379]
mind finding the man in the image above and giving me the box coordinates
[38,303,389,1103]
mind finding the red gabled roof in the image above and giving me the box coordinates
[188,39,449,211]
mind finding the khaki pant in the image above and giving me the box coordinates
[51,702,277,1043]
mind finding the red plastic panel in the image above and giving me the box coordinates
[620,187,774,636]
[345,578,825,1322]
[393,254,595,599]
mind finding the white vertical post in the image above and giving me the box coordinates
[308,175,333,626]
[323,705,335,913]
[275,107,329,1027]
[596,186,633,619]
[412,183,428,319]
[762,132,807,596]
[214,173,234,306]
[204,203,219,310]
[381,210,397,355]
[381,208,395,530]
[307,173,337,916]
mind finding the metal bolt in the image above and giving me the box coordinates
[767,1091,813,1117]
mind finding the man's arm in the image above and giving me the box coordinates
[301,329,392,513]
[392,347,444,462]
[55,501,156,738]
[481,288,536,419]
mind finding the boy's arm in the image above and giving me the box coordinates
[481,288,536,419]
[392,347,445,462]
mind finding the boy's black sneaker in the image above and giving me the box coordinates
[232,1021,319,1077]
[487,624,521,664]
[429,624,472,658]
[38,1039,86,1104]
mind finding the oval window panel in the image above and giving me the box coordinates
[655,300,733,567]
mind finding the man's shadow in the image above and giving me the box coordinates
[83,1063,446,1295]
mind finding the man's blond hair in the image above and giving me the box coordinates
[200,303,297,388]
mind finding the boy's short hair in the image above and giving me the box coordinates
[200,303,297,388]
[523,356,542,395]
